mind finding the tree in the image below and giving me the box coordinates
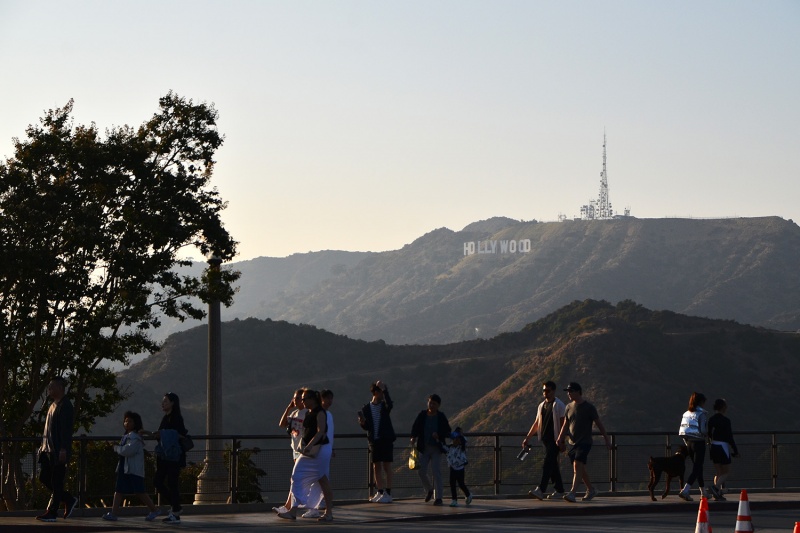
[0,93,239,510]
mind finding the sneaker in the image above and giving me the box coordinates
[145,510,161,521]
[378,492,393,503]
[433,499,443,506]
[547,491,564,500]
[301,509,321,518]
[465,494,473,506]
[162,511,181,523]
[272,505,289,514]
[528,486,544,500]
[449,499,458,507]
[582,487,597,501]
[710,485,726,501]
[370,491,384,503]
[101,512,118,521]
[36,511,58,522]
[563,491,576,503]
[678,490,693,502]
[64,496,79,518]
[277,510,296,520]
[424,490,434,503]
[317,513,333,522]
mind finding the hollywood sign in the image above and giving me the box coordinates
[463,239,532,256]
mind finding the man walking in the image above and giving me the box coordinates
[556,382,611,503]
[523,380,566,500]
[358,380,395,503]
[36,377,78,522]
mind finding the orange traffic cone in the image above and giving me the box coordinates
[733,489,754,532]
[694,508,710,533]
[698,497,712,533]
[793,521,800,533]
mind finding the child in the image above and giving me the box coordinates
[443,427,472,507]
[102,411,161,522]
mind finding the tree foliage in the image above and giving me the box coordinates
[0,92,239,509]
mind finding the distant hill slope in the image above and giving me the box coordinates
[264,216,800,343]
[94,300,800,437]
[149,216,800,348]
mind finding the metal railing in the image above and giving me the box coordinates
[3,431,799,510]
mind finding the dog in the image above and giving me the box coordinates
[647,444,689,501]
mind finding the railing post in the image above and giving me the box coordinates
[494,434,501,495]
[77,438,87,506]
[229,437,238,504]
[771,432,778,489]
[609,433,616,492]
[367,446,374,498]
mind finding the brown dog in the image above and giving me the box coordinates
[647,445,689,501]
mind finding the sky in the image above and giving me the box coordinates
[1,1,798,261]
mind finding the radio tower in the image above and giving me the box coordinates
[597,132,613,219]
[579,132,615,220]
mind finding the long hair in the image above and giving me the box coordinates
[688,392,706,412]
[165,392,182,417]
[304,389,321,408]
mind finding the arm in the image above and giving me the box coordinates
[58,401,75,464]
[115,435,144,457]
[555,414,568,446]
[523,410,540,447]
[279,400,296,429]
[595,418,611,449]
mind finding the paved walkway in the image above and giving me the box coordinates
[1,491,798,531]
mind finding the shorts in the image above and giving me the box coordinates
[370,440,394,463]
[116,472,145,494]
[709,444,732,465]
[567,442,592,464]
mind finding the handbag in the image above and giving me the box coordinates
[408,447,420,470]
[179,434,195,452]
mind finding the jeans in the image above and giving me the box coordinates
[154,459,183,513]
[39,453,75,513]
[539,438,564,493]
[449,467,470,500]
[418,447,444,500]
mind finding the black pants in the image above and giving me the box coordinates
[449,467,470,500]
[154,459,183,513]
[685,439,706,487]
[39,453,74,513]
[539,438,564,493]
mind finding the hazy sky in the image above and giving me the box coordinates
[1,1,798,261]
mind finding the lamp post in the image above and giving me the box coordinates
[194,256,227,504]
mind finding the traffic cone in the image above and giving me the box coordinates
[694,508,709,533]
[793,521,800,533]
[698,497,712,533]
[733,489,754,532]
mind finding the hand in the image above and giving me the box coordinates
[58,449,67,464]
[432,432,439,441]
[376,380,387,391]
[522,438,529,448]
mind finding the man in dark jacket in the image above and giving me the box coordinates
[358,380,395,503]
[36,377,77,522]
[410,394,451,506]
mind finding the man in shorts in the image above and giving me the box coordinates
[358,380,395,503]
[556,382,611,503]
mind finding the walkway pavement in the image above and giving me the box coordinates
[1,491,798,531]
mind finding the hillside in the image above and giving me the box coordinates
[147,216,800,347]
[93,300,800,436]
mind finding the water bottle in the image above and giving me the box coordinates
[517,445,531,461]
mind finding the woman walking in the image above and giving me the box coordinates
[708,398,738,500]
[678,392,708,501]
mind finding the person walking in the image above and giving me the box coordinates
[274,389,307,514]
[524,380,567,501]
[410,393,451,506]
[277,390,333,522]
[708,398,737,500]
[142,392,189,524]
[442,427,472,507]
[678,392,709,501]
[556,382,611,503]
[36,377,78,522]
[305,389,334,519]
[358,380,396,503]
[102,411,160,522]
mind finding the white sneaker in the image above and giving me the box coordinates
[547,491,564,500]
[378,492,393,503]
[272,506,289,514]
[528,487,544,500]
[301,509,321,518]
[369,492,384,503]
[678,490,693,502]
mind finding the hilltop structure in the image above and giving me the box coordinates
[562,134,631,221]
